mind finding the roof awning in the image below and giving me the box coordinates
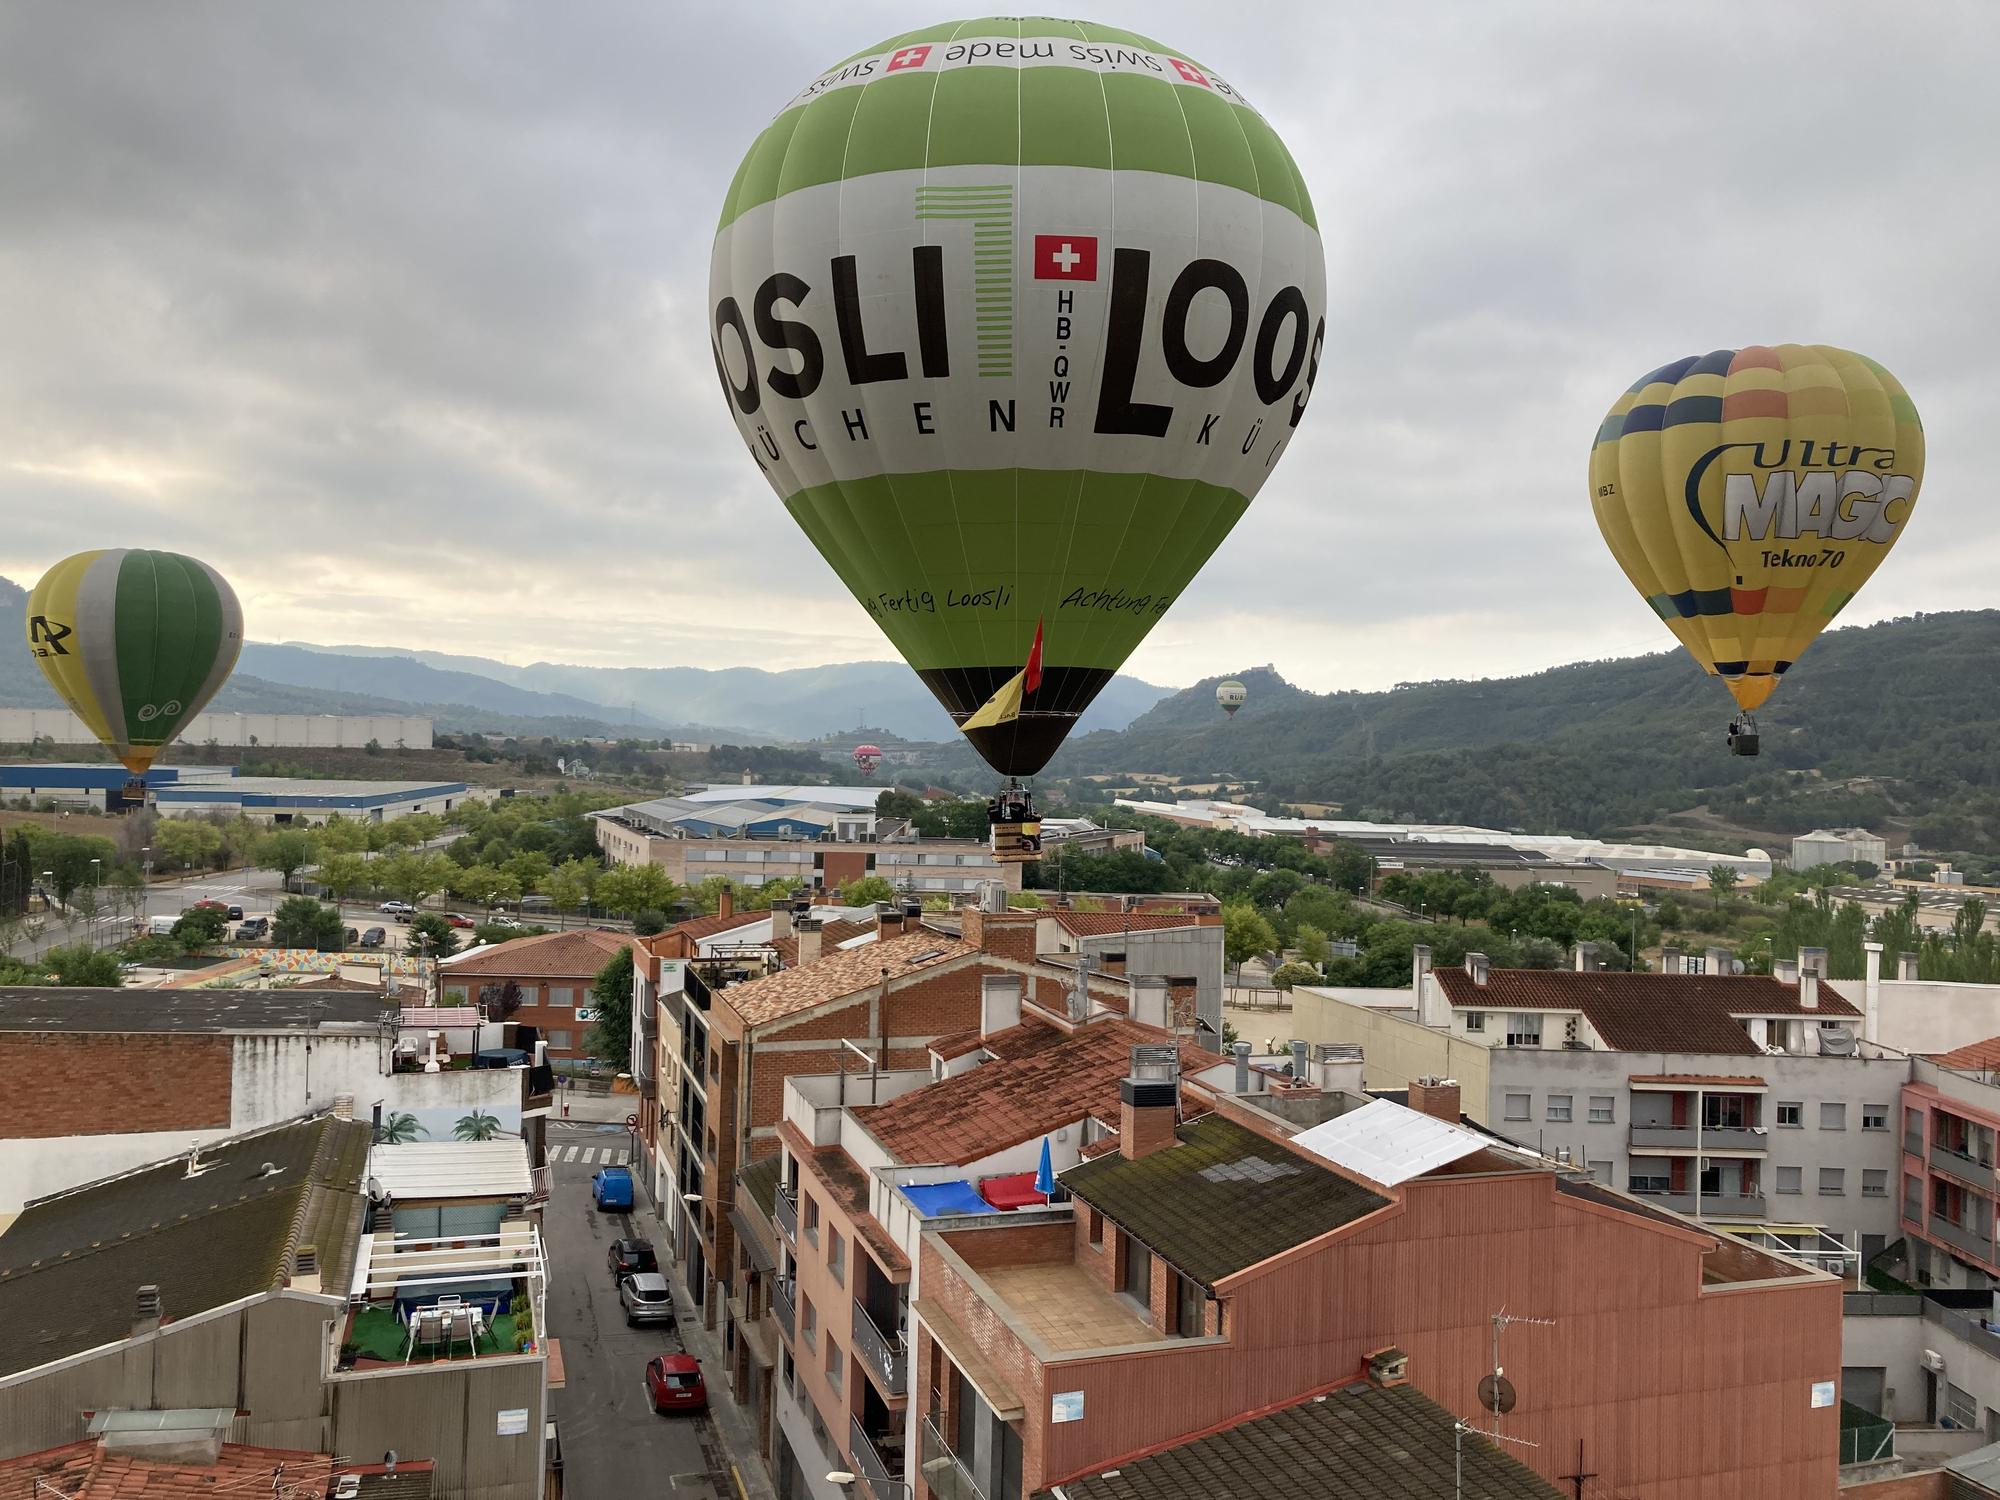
[912,1298,1025,1421]
[730,1207,776,1274]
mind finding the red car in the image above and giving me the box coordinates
[445,913,476,929]
[644,1354,706,1414]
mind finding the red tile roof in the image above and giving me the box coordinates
[772,917,873,966]
[1931,1035,2000,1071]
[856,1018,1205,1165]
[665,910,766,944]
[0,1444,333,1500]
[928,1016,1068,1065]
[1434,967,1858,1055]
[1051,911,1212,939]
[721,928,975,1027]
[1629,1073,1768,1087]
[441,928,630,979]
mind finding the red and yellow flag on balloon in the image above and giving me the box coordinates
[960,619,1043,733]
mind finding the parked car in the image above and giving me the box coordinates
[591,1166,634,1211]
[445,913,476,929]
[359,926,387,948]
[344,927,359,946]
[519,895,554,911]
[644,1354,706,1413]
[619,1272,675,1327]
[608,1239,658,1281]
[190,898,228,914]
[225,904,244,920]
[236,916,269,939]
[487,915,523,930]
[380,900,415,916]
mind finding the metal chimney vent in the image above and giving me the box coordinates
[294,1244,318,1278]
[136,1285,163,1320]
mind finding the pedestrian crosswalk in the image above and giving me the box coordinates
[549,1144,628,1164]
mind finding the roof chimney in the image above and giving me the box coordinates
[134,1284,163,1338]
[1573,941,1597,973]
[1660,946,1681,974]
[1365,1346,1411,1389]
[902,898,923,922]
[1899,950,1920,981]
[718,886,734,919]
[770,903,794,941]
[1465,952,1490,986]
[876,903,904,940]
[795,917,822,966]
[1233,1041,1251,1093]
[332,1092,355,1121]
[1800,967,1820,1011]
[1864,941,1884,1043]
[1707,946,1733,976]
[1131,976,1170,1032]
[1408,1077,1461,1123]
[980,974,1023,1039]
[1774,955,1799,983]
[1290,1038,1309,1084]
[1799,945,1828,977]
[1118,1044,1180,1161]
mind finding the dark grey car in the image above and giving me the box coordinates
[619,1272,674,1327]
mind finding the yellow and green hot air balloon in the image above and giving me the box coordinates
[709,18,1326,784]
[24,549,243,776]
[1590,344,1921,753]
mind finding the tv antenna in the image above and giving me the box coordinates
[1485,1307,1555,1438]
[1454,1419,1539,1500]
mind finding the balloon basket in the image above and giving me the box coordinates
[987,784,1041,864]
[1727,714,1760,758]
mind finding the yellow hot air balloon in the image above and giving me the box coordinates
[1590,344,1922,754]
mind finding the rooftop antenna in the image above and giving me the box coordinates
[1484,1307,1555,1439]
[1454,1419,1538,1500]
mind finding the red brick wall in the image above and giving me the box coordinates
[0,1034,232,1137]
[946,1220,1073,1271]
[920,1237,1049,1491]
[1841,1474,1948,1500]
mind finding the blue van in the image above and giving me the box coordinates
[592,1166,634,1212]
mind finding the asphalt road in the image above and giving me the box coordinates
[544,1121,731,1500]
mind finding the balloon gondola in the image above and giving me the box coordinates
[709,19,1326,855]
[1590,345,1922,756]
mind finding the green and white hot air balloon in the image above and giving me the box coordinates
[710,18,1326,779]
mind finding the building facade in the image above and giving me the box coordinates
[0,709,432,750]
[439,928,630,1062]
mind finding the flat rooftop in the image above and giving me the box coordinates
[979,1261,1157,1353]
[0,988,390,1033]
[154,777,464,799]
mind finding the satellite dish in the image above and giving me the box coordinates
[1478,1374,1517,1416]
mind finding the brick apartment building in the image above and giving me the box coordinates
[741,1013,1843,1500]
[439,927,629,1061]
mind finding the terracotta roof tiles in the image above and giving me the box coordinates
[1434,967,1858,1055]
[1051,911,1212,939]
[0,1445,338,1500]
[721,928,975,1028]
[441,928,630,979]
[1933,1035,2000,1072]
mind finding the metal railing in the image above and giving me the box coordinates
[919,1415,984,1500]
[850,1414,906,1500]
[1629,1125,1766,1152]
[1930,1145,1996,1193]
[851,1299,908,1397]
[774,1186,799,1242]
[1923,1297,2000,1360]
[1699,1190,1767,1218]
[771,1276,796,1342]
[1929,1214,1997,1266]
[1904,1129,1925,1160]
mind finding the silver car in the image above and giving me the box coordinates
[619,1272,675,1327]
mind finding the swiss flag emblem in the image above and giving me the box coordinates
[1169,58,1209,87]
[1033,235,1099,281]
[886,45,932,72]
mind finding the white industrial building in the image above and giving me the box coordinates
[0,708,432,750]
[1792,827,1889,871]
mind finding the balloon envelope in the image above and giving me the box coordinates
[1590,345,1921,712]
[25,549,243,775]
[710,19,1326,777]
[1216,679,1247,716]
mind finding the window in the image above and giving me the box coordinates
[545,1029,572,1049]
[1504,1093,1531,1122]
[1863,1169,1889,1198]
[1819,1167,1846,1195]
[801,1295,817,1351]
[827,1230,845,1285]
[1464,1011,1485,1033]
[824,1336,842,1394]
[709,1048,720,1081]
[1505,1014,1543,1047]
[1948,1383,1979,1432]
[1863,1104,1889,1131]
[1906,1174,1923,1222]
[1122,1233,1153,1310]
[1628,1168,1670,1195]
[1776,1166,1802,1194]
[804,1195,820,1247]
[548,986,575,1009]
[1588,1097,1615,1124]
[1172,1272,1206,1338]
[1821,1102,1846,1131]
[1776,1102,1802,1128]
[1546,1095,1572,1123]
[1087,1210,1104,1250]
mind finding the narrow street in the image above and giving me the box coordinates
[544,1121,734,1500]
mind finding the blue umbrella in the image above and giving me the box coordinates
[1034,1136,1056,1199]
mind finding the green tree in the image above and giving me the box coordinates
[395,813,445,846]
[45,944,123,986]
[407,913,459,961]
[594,863,678,917]
[541,858,596,925]
[453,1110,504,1141]
[633,909,667,937]
[838,875,900,907]
[1269,960,1323,992]
[376,1111,424,1144]
[172,905,229,946]
[587,944,635,1062]
[273,896,345,951]
[875,788,923,820]
[152,819,223,874]
[1708,865,1740,907]
[316,816,371,855]
[1294,923,1330,966]
[448,863,507,908]
[318,852,373,904]
[1222,903,1277,972]
[252,828,319,890]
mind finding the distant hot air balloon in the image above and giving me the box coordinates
[1590,345,1921,756]
[710,18,1325,807]
[853,744,882,777]
[1216,679,1247,718]
[25,549,243,776]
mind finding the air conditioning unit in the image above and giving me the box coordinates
[1923,1349,1946,1373]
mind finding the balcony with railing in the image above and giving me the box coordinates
[1929,1213,1998,1267]
[771,1275,797,1343]
[852,1297,908,1398]
[850,1413,906,1500]
[1930,1145,1997,1194]
[774,1185,799,1243]
[1628,1124,1767,1153]
[1699,1190,1767,1219]
[919,1414,984,1500]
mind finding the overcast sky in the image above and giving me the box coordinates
[0,3,1990,693]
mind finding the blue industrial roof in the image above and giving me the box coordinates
[0,764,217,789]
